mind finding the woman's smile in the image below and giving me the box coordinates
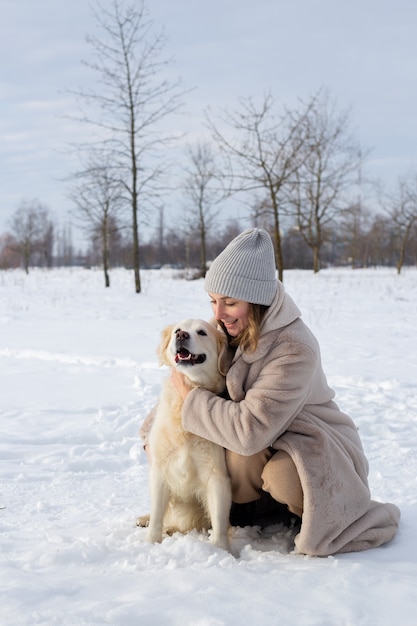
[222,318,240,333]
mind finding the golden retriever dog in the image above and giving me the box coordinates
[137,319,232,552]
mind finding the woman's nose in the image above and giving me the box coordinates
[214,304,225,320]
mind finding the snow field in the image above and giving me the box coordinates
[0,267,416,625]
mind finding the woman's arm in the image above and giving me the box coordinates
[181,341,317,455]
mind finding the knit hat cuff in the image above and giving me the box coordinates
[205,272,277,306]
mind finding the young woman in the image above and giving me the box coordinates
[141,228,400,556]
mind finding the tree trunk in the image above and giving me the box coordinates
[102,218,110,288]
[24,243,30,275]
[272,208,284,282]
[132,217,141,293]
[313,246,320,273]
[131,138,141,293]
[396,242,405,275]
[201,227,207,276]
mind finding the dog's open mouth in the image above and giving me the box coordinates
[175,348,206,366]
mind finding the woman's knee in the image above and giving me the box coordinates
[261,450,303,517]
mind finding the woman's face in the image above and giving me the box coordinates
[208,293,250,337]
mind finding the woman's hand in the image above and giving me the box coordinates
[171,368,191,400]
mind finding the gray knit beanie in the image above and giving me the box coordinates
[204,228,277,305]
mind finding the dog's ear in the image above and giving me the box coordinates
[158,324,175,366]
[216,329,233,376]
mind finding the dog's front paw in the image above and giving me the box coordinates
[211,535,231,553]
[136,514,150,527]
[146,527,163,544]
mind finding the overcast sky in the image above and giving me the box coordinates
[1,0,416,244]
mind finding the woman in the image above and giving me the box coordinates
[140,228,400,556]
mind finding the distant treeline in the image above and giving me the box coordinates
[1,210,416,280]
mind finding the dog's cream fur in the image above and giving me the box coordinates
[137,319,232,552]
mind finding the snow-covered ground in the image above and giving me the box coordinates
[1,266,416,625]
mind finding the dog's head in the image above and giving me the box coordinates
[158,319,231,393]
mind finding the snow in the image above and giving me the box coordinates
[1,266,416,625]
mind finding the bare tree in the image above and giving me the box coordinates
[384,172,417,274]
[338,201,373,268]
[290,90,363,272]
[71,0,184,292]
[182,141,228,275]
[36,210,55,268]
[9,200,51,274]
[69,152,125,286]
[206,92,312,281]
[56,224,75,267]
[0,234,20,269]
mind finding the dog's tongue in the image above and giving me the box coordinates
[175,348,192,363]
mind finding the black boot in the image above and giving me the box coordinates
[230,491,300,529]
[229,501,258,527]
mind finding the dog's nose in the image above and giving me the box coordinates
[176,329,189,342]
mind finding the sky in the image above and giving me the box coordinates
[1,0,417,245]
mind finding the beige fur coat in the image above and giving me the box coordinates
[141,281,400,556]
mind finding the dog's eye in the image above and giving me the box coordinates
[197,329,207,336]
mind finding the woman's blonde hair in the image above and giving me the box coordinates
[222,303,268,354]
